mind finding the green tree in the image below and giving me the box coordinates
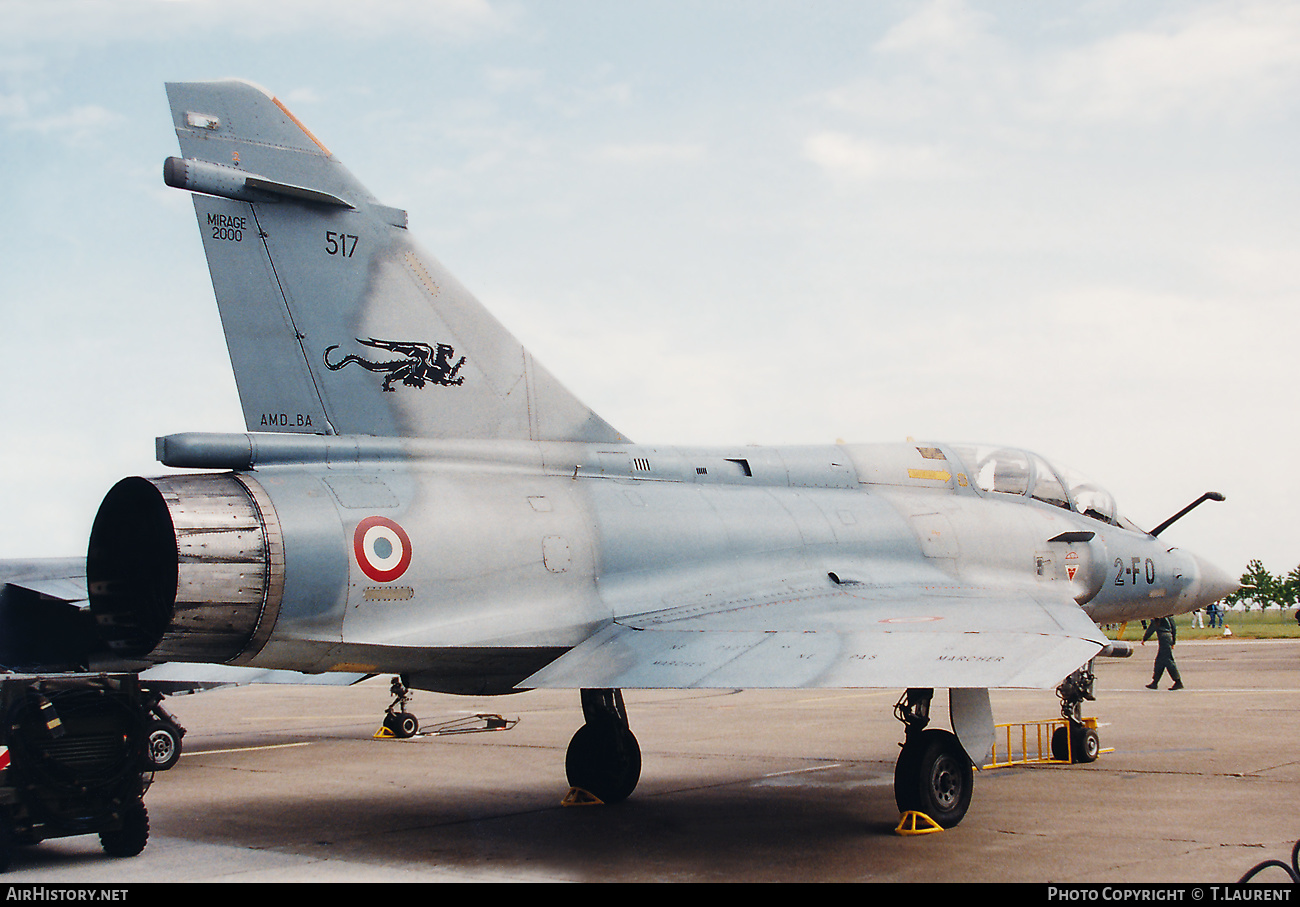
[1281,564,1300,609]
[1227,559,1276,608]
[1224,560,1300,609]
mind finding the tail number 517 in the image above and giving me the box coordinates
[326,232,358,257]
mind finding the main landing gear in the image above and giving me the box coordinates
[893,688,974,829]
[1052,661,1100,764]
[142,693,185,772]
[565,688,641,804]
[381,676,420,739]
[560,687,978,821]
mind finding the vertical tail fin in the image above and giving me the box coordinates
[164,79,625,443]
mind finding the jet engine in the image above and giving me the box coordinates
[88,473,284,665]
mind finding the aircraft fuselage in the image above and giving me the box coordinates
[86,434,1221,693]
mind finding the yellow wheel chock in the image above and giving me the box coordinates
[895,811,944,835]
[562,787,605,807]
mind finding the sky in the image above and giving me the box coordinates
[1,0,1296,583]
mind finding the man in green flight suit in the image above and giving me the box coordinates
[1142,616,1183,690]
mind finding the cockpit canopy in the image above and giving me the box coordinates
[949,444,1142,532]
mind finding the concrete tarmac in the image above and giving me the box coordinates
[5,639,1298,883]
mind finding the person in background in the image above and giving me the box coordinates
[1142,616,1183,690]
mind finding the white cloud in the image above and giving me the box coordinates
[0,0,512,47]
[8,104,122,142]
[874,0,990,56]
[802,131,959,182]
[1035,1,1300,123]
[0,92,28,118]
[16,104,119,131]
[484,66,545,93]
[281,87,322,106]
[590,142,705,166]
[815,1,1300,131]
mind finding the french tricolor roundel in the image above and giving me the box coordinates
[353,516,413,583]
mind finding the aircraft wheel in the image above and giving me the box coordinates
[1051,726,1070,762]
[385,712,419,738]
[1052,725,1099,763]
[894,729,973,828]
[1071,726,1099,763]
[565,719,641,804]
[100,801,149,858]
[145,720,183,771]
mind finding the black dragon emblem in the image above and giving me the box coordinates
[323,338,466,391]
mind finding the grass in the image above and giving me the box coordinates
[1106,608,1300,641]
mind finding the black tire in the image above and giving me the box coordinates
[1052,725,1099,763]
[100,801,149,858]
[1071,726,1100,764]
[1051,726,1070,762]
[382,712,417,737]
[145,720,182,771]
[565,719,641,804]
[394,712,419,738]
[894,729,973,828]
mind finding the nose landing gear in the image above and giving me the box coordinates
[1053,662,1100,763]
